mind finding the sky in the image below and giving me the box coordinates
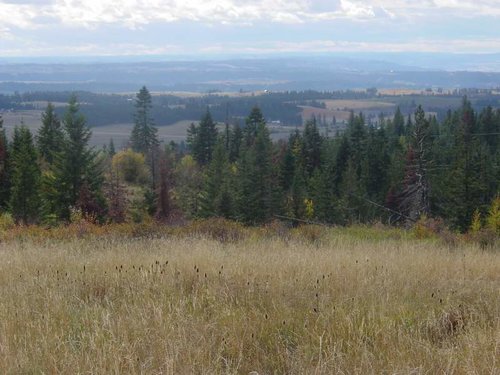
[0,0,499,57]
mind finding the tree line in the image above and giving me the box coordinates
[0,86,498,232]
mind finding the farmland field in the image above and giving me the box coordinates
[0,111,197,147]
[321,99,396,111]
[0,223,498,374]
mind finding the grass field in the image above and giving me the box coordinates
[0,111,197,147]
[0,223,498,374]
[321,100,396,111]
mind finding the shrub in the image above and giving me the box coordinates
[486,196,500,235]
[112,149,150,185]
[0,212,14,231]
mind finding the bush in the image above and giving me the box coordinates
[112,149,150,185]
[486,196,500,235]
[0,212,14,231]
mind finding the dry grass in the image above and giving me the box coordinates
[320,100,396,111]
[0,225,499,374]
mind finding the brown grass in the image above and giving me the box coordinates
[0,225,498,374]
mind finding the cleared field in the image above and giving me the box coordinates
[90,120,198,148]
[300,106,352,123]
[321,99,396,111]
[0,225,498,374]
[0,111,196,147]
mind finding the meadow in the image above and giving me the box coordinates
[0,221,498,374]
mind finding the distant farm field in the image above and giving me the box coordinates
[0,223,498,374]
[0,111,197,147]
[299,99,397,124]
[321,99,396,111]
[2,110,296,147]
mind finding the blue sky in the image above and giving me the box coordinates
[1,0,499,57]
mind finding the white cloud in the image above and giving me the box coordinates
[199,38,500,54]
[1,0,499,30]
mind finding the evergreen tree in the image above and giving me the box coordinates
[445,98,490,230]
[398,106,431,224]
[199,139,233,218]
[237,110,276,224]
[37,103,64,165]
[9,126,41,224]
[478,106,499,154]
[108,138,116,157]
[46,96,104,221]
[365,126,390,203]
[392,106,405,137]
[130,86,158,155]
[244,106,266,145]
[228,123,243,162]
[187,109,218,166]
[0,115,9,210]
[333,134,350,195]
[301,118,323,177]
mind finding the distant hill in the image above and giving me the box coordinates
[1,54,500,93]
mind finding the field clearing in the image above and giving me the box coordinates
[0,225,498,374]
[321,99,396,111]
[0,111,197,147]
[300,106,352,123]
[90,120,198,148]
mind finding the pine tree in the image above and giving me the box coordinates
[333,134,350,195]
[46,95,104,221]
[398,106,431,224]
[228,123,243,162]
[187,109,218,166]
[199,139,233,218]
[130,86,158,155]
[9,126,41,224]
[446,98,490,230]
[237,110,276,224]
[365,126,390,203]
[108,138,116,157]
[0,115,9,210]
[37,103,64,165]
[244,106,266,146]
[393,106,405,137]
[174,155,203,218]
[301,118,323,177]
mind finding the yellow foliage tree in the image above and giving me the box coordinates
[112,149,150,185]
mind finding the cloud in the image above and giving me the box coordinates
[1,0,499,30]
[199,38,500,54]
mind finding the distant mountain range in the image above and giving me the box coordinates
[1,53,499,93]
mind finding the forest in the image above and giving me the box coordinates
[0,86,499,234]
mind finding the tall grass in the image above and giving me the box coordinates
[0,224,498,374]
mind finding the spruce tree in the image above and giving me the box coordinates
[392,106,405,137]
[446,98,490,230]
[237,109,276,224]
[130,86,158,155]
[244,106,266,145]
[199,139,233,218]
[37,103,64,165]
[0,115,9,210]
[301,118,323,177]
[46,95,104,221]
[9,126,41,224]
[187,109,218,166]
[398,106,431,224]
